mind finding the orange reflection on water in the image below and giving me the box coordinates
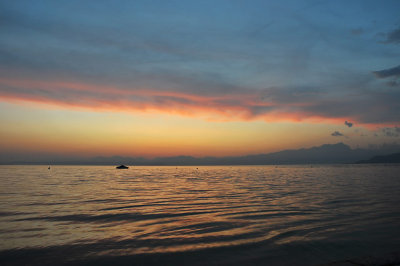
[1,164,399,260]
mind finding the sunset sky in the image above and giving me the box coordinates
[1,0,399,161]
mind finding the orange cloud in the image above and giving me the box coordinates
[0,77,397,127]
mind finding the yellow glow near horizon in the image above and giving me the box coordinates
[0,102,380,158]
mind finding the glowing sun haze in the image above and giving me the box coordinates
[1,0,399,160]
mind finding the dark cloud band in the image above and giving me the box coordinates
[373,65,400,78]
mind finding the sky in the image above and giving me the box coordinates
[0,0,400,161]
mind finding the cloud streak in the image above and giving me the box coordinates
[381,127,400,137]
[1,77,399,125]
[331,131,343,137]
[373,65,400,78]
[0,1,399,126]
[385,27,400,44]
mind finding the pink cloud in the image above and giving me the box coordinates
[0,77,397,127]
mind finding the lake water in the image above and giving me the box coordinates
[0,165,399,265]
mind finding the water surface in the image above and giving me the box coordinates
[1,165,399,265]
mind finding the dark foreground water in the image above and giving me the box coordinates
[0,165,399,265]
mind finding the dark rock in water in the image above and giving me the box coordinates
[116,165,129,169]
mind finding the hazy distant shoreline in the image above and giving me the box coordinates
[2,143,399,166]
[0,162,400,167]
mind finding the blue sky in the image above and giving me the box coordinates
[0,0,399,159]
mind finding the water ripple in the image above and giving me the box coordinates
[1,165,399,265]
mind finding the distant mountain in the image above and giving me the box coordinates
[3,143,400,165]
[201,142,398,165]
[356,153,400,164]
[86,142,400,165]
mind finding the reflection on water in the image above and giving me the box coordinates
[0,165,399,265]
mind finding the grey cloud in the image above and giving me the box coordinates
[303,89,400,124]
[344,121,353,127]
[387,81,400,87]
[331,131,344,137]
[381,127,400,137]
[260,86,324,104]
[373,65,400,78]
[2,75,400,124]
[0,8,254,98]
[1,2,400,125]
[385,27,400,44]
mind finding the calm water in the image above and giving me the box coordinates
[0,165,399,265]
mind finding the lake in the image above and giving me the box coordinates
[0,165,399,265]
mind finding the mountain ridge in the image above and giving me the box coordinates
[356,152,400,164]
[3,142,400,165]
